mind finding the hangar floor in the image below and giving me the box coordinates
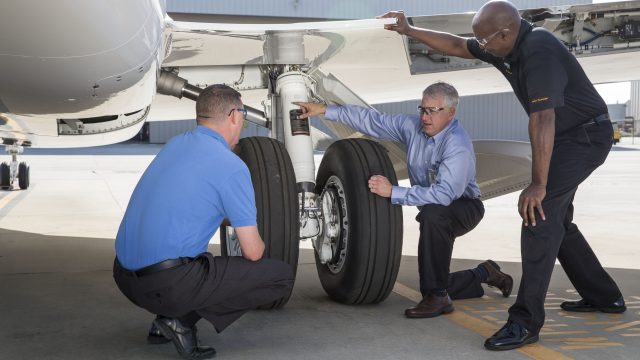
[1,139,639,359]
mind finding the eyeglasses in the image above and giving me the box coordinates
[418,106,446,116]
[475,28,509,47]
[228,107,247,119]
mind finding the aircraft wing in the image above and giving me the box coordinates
[163,0,640,106]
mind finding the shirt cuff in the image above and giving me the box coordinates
[390,186,408,205]
[325,105,340,120]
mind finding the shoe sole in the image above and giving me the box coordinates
[484,335,539,351]
[561,305,627,314]
[486,260,513,298]
[405,305,455,318]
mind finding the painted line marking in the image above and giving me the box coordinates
[0,191,21,212]
[540,331,590,335]
[561,343,623,350]
[621,334,640,337]
[586,321,624,325]
[481,315,500,322]
[392,282,573,360]
[605,321,640,332]
[546,337,608,342]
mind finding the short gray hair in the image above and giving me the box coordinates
[196,84,242,124]
[422,82,459,108]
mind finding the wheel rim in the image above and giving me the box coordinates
[319,175,349,274]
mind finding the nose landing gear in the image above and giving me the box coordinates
[1,143,30,190]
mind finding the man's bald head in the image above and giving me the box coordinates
[472,0,521,57]
[473,0,520,32]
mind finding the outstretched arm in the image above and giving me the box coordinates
[379,11,475,59]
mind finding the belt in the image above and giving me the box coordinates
[120,257,195,277]
[581,113,610,127]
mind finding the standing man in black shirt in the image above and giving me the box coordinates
[381,0,625,351]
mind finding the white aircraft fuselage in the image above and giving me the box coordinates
[0,0,167,147]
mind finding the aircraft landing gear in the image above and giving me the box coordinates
[1,144,29,190]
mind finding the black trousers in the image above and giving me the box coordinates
[508,121,622,333]
[417,197,485,299]
[113,253,294,333]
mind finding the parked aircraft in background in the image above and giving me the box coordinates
[1,0,639,307]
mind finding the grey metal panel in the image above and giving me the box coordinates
[629,81,640,120]
[167,0,575,20]
[149,119,196,143]
[148,119,269,144]
[374,91,529,141]
[608,104,627,121]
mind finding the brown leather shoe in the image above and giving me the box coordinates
[404,294,454,318]
[480,260,513,298]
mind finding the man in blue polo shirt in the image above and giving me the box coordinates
[296,82,513,319]
[113,84,294,360]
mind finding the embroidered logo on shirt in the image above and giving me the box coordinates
[531,97,550,104]
[503,62,512,75]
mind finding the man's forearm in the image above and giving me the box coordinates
[528,110,556,187]
[405,27,474,59]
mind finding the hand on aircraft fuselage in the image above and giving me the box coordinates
[368,175,392,198]
[378,10,411,35]
[294,102,327,119]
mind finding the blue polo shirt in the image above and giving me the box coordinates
[115,126,256,270]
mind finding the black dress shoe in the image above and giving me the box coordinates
[561,297,626,313]
[404,294,454,318]
[148,319,171,344]
[484,321,539,351]
[153,318,216,359]
[479,260,513,298]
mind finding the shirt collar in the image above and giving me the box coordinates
[196,125,230,149]
[504,19,534,63]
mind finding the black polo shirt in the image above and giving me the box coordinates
[466,19,608,136]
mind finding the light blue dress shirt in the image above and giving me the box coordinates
[325,105,481,207]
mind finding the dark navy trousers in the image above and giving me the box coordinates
[508,121,622,333]
[417,197,486,299]
[114,253,294,332]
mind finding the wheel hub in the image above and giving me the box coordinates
[317,175,349,274]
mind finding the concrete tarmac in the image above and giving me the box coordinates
[1,140,639,359]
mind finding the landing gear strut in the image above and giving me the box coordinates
[1,144,29,190]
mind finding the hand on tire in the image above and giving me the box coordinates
[368,175,392,198]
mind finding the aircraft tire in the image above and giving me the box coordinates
[18,162,30,190]
[314,139,403,305]
[0,162,10,189]
[220,136,299,309]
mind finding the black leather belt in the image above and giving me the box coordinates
[581,113,610,127]
[121,257,195,277]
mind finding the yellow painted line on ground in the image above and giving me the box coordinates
[392,282,573,360]
[0,191,21,211]
[481,315,500,322]
[546,337,608,342]
[561,343,623,350]
[586,321,624,325]
[621,334,640,337]
[540,331,590,335]
[605,321,640,332]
